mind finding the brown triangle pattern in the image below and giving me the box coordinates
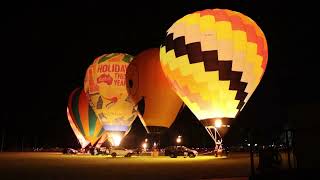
[164,33,247,110]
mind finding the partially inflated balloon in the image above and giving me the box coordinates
[67,88,106,147]
[160,9,268,130]
[126,48,183,133]
[84,53,137,145]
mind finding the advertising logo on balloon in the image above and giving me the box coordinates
[96,63,127,87]
[97,74,113,85]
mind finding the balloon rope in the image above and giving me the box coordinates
[135,108,150,134]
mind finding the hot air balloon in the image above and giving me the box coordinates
[160,9,268,144]
[125,48,184,146]
[84,53,137,146]
[67,88,106,148]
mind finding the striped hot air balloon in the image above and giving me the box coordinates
[67,88,106,148]
[84,53,137,146]
[160,9,268,141]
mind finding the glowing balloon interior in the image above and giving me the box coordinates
[160,9,268,126]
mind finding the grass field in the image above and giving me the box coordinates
[0,152,279,180]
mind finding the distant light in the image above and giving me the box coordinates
[254,144,257,147]
[153,142,157,147]
[142,142,147,149]
[214,119,222,128]
[176,136,182,143]
[247,144,250,146]
[145,138,148,142]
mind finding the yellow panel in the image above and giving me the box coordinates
[232,30,247,51]
[242,62,254,91]
[169,68,209,101]
[180,13,200,25]
[217,40,233,60]
[231,51,246,72]
[185,24,201,44]
[173,55,192,76]
[172,22,186,39]
[160,46,169,66]
[199,15,216,32]
[215,21,233,40]
[240,43,259,84]
[200,31,218,51]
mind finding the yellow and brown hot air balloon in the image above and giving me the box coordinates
[125,48,183,135]
[160,9,268,141]
[67,88,106,148]
[84,53,137,146]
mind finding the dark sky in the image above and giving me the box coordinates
[1,0,294,149]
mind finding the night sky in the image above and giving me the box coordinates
[1,0,294,150]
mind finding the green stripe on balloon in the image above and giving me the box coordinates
[97,128,105,138]
[98,53,118,63]
[72,89,85,136]
[88,104,97,136]
[122,54,133,63]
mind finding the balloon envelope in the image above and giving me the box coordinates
[126,48,183,132]
[67,107,89,148]
[67,88,106,147]
[84,53,137,143]
[160,9,268,129]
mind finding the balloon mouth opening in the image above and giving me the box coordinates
[200,118,233,128]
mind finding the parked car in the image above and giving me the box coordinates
[164,146,198,158]
[109,147,134,157]
[89,146,109,155]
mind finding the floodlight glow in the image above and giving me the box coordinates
[110,133,122,146]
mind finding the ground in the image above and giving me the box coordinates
[0,152,289,180]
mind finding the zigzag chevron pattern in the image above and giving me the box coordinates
[160,9,268,121]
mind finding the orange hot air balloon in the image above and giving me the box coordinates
[126,48,183,135]
[160,9,268,143]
